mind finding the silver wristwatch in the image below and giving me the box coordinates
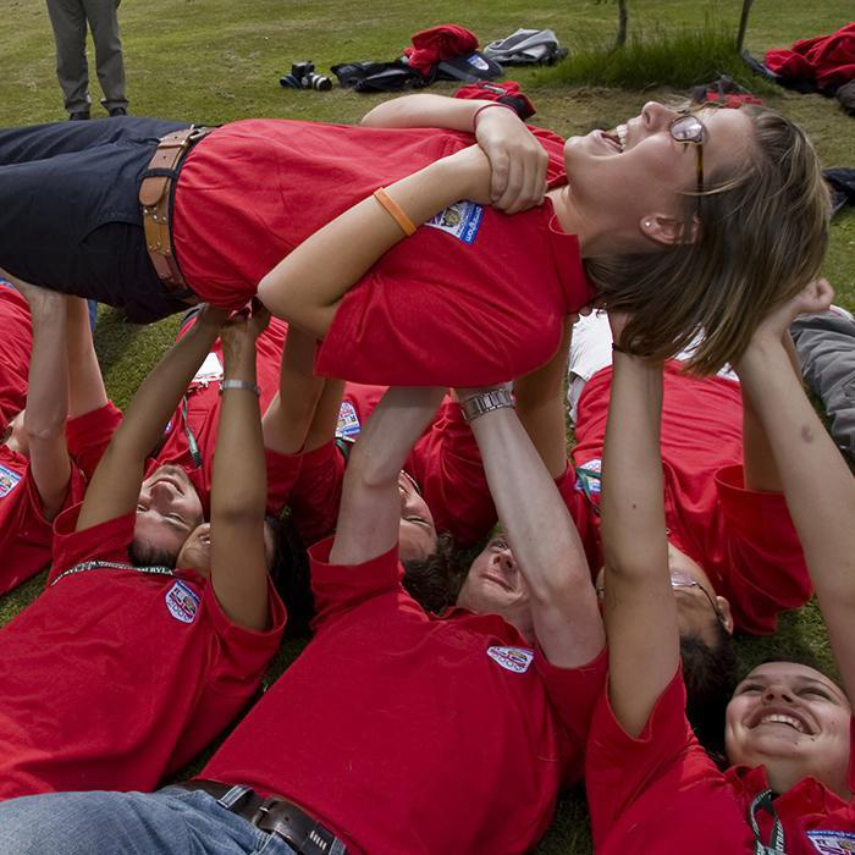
[460,388,515,423]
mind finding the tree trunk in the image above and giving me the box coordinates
[615,0,628,49]
[736,0,754,53]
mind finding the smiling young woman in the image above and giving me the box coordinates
[586,279,855,854]
[0,94,828,389]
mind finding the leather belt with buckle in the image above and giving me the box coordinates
[139,125,212,301]
[172,779,349,855]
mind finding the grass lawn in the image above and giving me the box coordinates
[1,1,853,852]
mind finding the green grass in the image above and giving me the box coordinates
[537,21,779,92]
[1,1,854,852]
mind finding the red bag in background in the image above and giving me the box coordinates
[765,22,855,92]
[404,25,479,77]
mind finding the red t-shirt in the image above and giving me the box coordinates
[287,384,496,547]
[559,360,809,634]
[66,318,300,517]
[586,669,855,853]
[0,446,86,595]
[173,120,594,386]
[0,283,31,425]
[0,503,285,798]
[201,539,607,855]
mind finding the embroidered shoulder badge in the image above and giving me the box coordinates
[487,646,534,674]
[165,580,201,624]
[807,831,855,854]
[0,464,22,498]
[425,201,484,244]
[336,401,361,439]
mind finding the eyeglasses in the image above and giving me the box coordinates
[669,571,723,622]
[596,571,725,625]
[669,112,706,199]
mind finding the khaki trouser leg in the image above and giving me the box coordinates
[82,0,127,111]
[45,0,90,114]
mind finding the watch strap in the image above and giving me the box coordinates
[460,388,515,423]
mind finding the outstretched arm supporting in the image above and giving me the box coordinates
[735,279,855,702]
[17,282,71,520]
[77,306,227,532]
[513,317,573,479]
[600,329,679,738]
[65,296,108,419]
[256,146,491,339]
[464,391,604,667]
[262,326,326,456]
[211,311,270,631]
[330,386,445,567]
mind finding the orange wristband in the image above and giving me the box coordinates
[373,188,417,237]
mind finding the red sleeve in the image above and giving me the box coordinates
[263,447,303,516]
[555,461,602,579]
[405,401,496,546]
[66,402,124,481]
[535,645,608,783]
[289,441,345,547]
[308,537,403,630]
[585,667,717,849]
[200,576,288,696]
[49,503,135,583]
[713,464,811,634]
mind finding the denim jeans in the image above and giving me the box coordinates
[0,786,297,855]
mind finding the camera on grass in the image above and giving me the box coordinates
[280,61,332,91]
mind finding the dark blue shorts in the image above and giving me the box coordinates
[0,117,194,323]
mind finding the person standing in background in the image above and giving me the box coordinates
[45,0,128,120]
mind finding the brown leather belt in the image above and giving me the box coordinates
[139,125,212,300]
[173,779,348,855]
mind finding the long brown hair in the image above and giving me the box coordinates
[586,106,830,374]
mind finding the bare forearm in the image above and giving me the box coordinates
[513,319,573,479]
[330,386,444,565]
[361,94,494,131]
[469,407,582,597]
[737,339,855,596]
[600,355,667,577]
[262,327,325,455]
[256,152,488,336]
[66,297,108,418]
[112,320,220,459]
[25,292,71,517]
[25,294,68,442]
[215,346,266,521]
[739,331,803,492]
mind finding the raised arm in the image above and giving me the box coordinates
[210,309,271,631]
[13,279,71,520]
[65,296,108,419]
[261,326,326,456]
[740,333,803,493]
[329,386,445,567]
[76,305,227,532]
[735,279,855,701]
[361,93,547,212]
[513,317,573,479]
[599,316,679,738]
[461,385,604,667]
[256,145,492,338]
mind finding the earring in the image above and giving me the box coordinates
[644,220,652,228]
